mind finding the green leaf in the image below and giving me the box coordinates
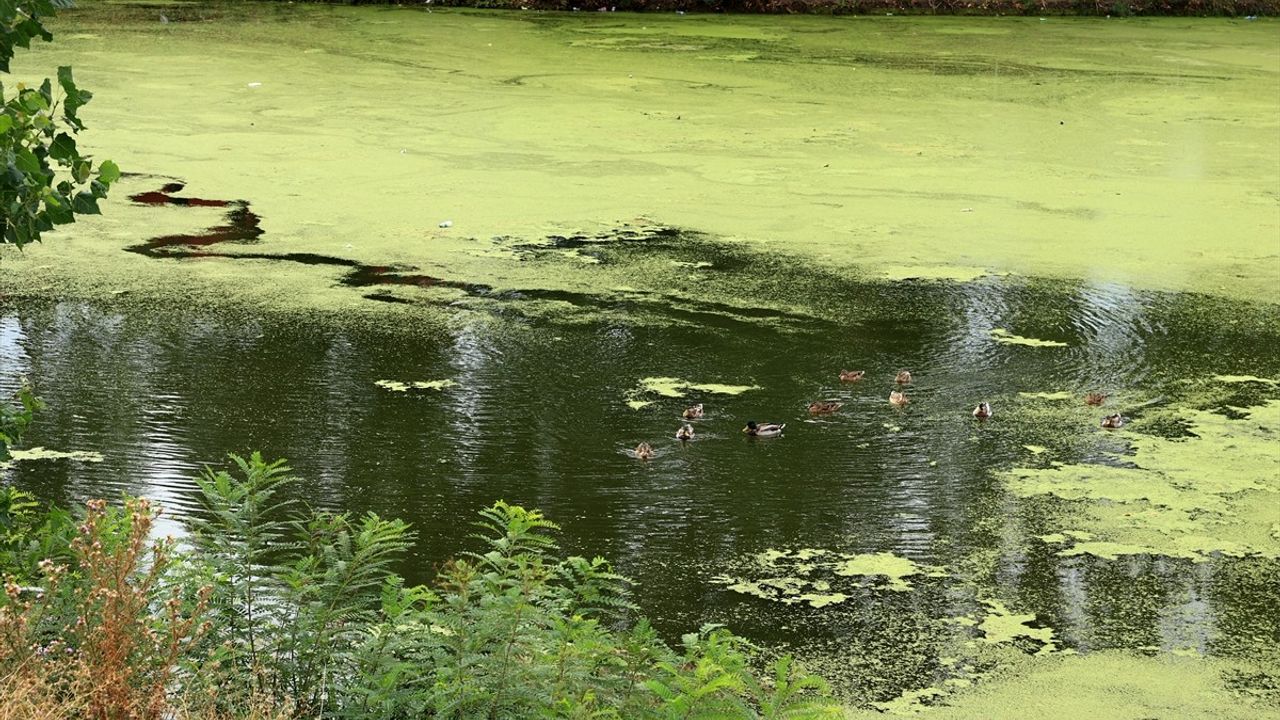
[14,148,41,175]
[97,159,120,185]
[49,132,77,162]
[71,191,100,215]
[44,192,75,224]
[57,66,91,131]
[19,89,48,114]
[0,115,11,134]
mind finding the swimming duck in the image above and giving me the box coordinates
[808,401,844,415]
[675,424,694,441]
[1084,392,1107,406]
[889,391,909,407]
[896,370,912,384]
[839,370,865,382]
[1100,413,1125,429]
[682,403,704,419]
[972,402,993,420]
[634,442,655,459]
[742,420,785,437]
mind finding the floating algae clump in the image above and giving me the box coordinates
[636,376,761,398]
[714,547,937,605]
[999,401,1280,561]
[976,600,1057,653]
[878,265,989,282]
[1017,391,1073,401]
[1212,375,1279,386]
[833,551,926,592]
[3,447,105,463]
[990,329,1068,348]
[375,379,457,392]
[842,652,1280,720]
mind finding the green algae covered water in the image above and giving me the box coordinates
[2,4,1279,716]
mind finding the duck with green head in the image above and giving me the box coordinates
[743,420,785,437]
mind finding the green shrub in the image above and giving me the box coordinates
[1,453,841,718]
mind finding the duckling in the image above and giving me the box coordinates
[675,424,694,441]
[682,403,704,419]
[895,370,913,385]
[972,402,993,420]
[634,442,655,459]
[839,370,865,382]
[1100,413,1125,429]
[889,391,909,407]
[742,420,785,437]
[1084,392,1107,406]
[808,400,844,415]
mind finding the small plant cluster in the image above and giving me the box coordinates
[1,0,120,249]
[0,383,41,459]
[0,453,840,719]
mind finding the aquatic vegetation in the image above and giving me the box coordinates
[637,376,761,398]
[832,552,929,593]
[850,652,1280,720]
[877,265,990,283]
[1213,374,1279,385]
[989,329,1068,348]
[3,6,1277,320]
[2,6,1278,717]
[4,446,104,463]
[714,547,942,606]
[374,379,457,392]
[1017,391,1073,401]
[1000,401,1280,562]
[974,600,1057,653]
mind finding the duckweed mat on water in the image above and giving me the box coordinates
[1001,400,1280,562]
[2,5,1278,317]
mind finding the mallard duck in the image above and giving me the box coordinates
[742,420,785,437]
[896,370,912,385]
[1084,392,1107,406]
[839,370,865,382]
[675,424,694,441]
[682,403,704,419]
[972,402,992,420]
[808,401,844,415]
[889,391,909,407]
[634,442,655,459]
[1100,413,1125,429]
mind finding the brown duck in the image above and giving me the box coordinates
[808,401,844,415]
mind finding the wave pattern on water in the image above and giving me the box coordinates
[2,273,1278,703]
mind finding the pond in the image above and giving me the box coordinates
[1,4,1278,714]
